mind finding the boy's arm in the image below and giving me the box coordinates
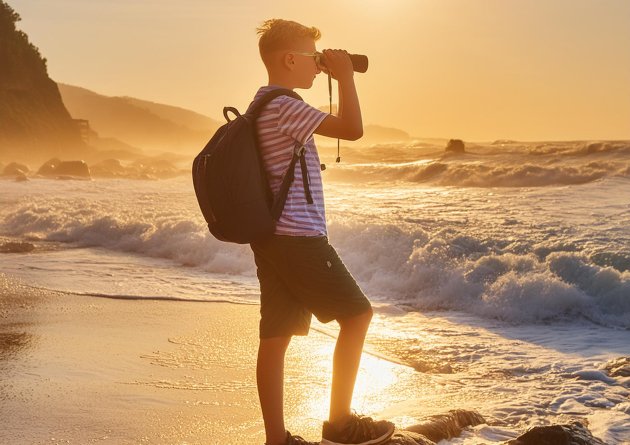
[314,50,363,141]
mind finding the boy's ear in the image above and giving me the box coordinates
[284,52,295,71]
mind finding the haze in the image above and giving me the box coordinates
[12,0,630,142]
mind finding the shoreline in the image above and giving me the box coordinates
[1,274,289,444]
[0,274,423,444]
[1,273,622,444]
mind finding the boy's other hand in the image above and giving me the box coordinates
[320,49,354,82]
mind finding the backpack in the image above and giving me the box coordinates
[192,88,314,244]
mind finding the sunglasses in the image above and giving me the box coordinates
[290,51,323,66]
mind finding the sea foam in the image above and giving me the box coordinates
[4,200,627,328]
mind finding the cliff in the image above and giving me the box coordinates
[58,83,220,154]
[0,1,83,161]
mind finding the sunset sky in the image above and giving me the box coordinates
[12,0,630,142]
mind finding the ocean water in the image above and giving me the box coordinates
[1,139,629,443]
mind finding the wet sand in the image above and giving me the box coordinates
[0,274,420,444]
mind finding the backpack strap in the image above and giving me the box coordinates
[271,144,314,220]
[246,88,303,117]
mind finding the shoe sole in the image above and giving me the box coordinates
[320,424,395,445]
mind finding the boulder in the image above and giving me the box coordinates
[445,139,465,153]
[505,421,605,445]
[90,159,127,177]
[405,409,485,443]
[38,158,90,178]
[38,158,62,176]
[55,160,91,177]
[131,158,179,179]
[2,162,30,176]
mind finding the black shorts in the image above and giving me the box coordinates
[250,235,372,339]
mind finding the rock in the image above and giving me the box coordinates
[131,158,179,179]
[55,160,90,177]
[37,158,91,178]
[445,139,465,153]
[505,421,606,445]
[90,159,127,177]
[2,162,30,176]
[38,158,62,176]
[405,409,485,443]
[385,430,435,445]
[15,172,28,182]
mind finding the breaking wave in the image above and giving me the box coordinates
[2,203,628,328]
[326,159,629,187]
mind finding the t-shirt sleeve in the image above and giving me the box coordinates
[276,97,328,145]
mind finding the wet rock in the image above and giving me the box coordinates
[131,158,183,179]
[37,158,62,176]
[2,162,29,176]
[38,158,91,178]
[385,430,434,445]
[604,356,630,377]
[55,160,90,177]
[90,159,127,177]
[404,409,485,443]
[445,139,465,153]
[505,421,606,445]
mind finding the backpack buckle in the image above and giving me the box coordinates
[294,144,306,157]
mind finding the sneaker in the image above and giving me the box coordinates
[321,414,395,445]
[284,430,319,445]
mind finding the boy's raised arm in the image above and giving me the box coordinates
[314,49,364,141]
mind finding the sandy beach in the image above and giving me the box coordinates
[0,273,427,445]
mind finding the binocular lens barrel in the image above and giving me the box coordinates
[349,54,368,73]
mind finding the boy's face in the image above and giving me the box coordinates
[285,38,321,89]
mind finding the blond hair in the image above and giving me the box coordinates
[257,19,321,63]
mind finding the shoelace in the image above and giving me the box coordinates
[345,414,378,440]
[287,432,316,445]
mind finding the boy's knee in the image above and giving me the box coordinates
[338,306,373,329]
[360,306,374,322]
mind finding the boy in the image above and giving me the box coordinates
[250,19,395,445]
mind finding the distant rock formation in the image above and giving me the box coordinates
[445,139,465,153]
[90,159,128,177]
[37,158,91,178]
[88,157,183,179]
[0,1,84,161]
[57,83,220,153]
[362,125,411,143]
[2,161,29,176]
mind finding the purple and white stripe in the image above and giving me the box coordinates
[253,86,329,236]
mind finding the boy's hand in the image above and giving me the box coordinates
[320,49,354,82]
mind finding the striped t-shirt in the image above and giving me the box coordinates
[253,85,329,236]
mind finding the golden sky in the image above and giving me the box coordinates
[13,0,630,141]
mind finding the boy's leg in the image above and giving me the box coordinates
[329,308,373,424]
[258,336,292,445]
